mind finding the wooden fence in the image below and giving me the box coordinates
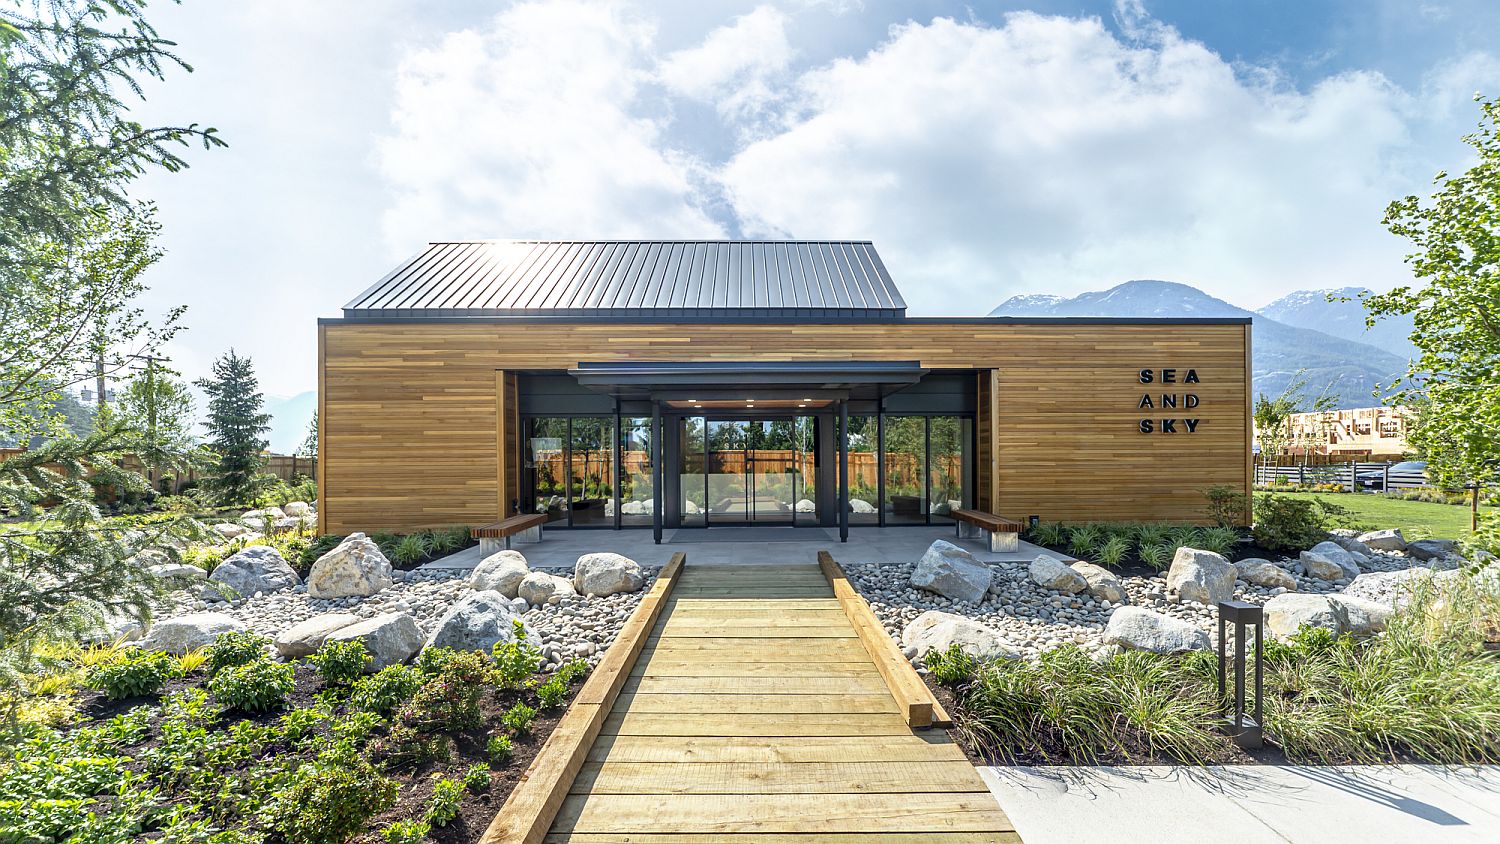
[0,448,313,495]
[1254,460,1428,492]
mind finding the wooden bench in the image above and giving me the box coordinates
[472,513,548,554]
[951,508,1022,553]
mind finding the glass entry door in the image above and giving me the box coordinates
[704,418,800,524]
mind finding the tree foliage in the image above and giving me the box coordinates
[1252,370,1337,466]
[1366,96,1500,495]
[196,349,271,505]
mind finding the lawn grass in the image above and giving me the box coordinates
[1270,491,1495,539]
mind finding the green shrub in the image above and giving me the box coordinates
[413,645,462,676]
[492,623,544,689]
[1195,526,1239,557]
[556,658,589,685]
[351,665,424,716]
[463,763,491,791]
[309,640,368,687]
[399,650,490,731]
[205,631,271,676]
[210,659,295,712]
[381,820,429,844]
[429,526,469,554]
[1028,521,1066,547]
[501,702,537,736]
[486,732,514,765]
[391,533,432,566]
[425,776,464,827]
[1203,485,1249,527]
[1132,522,1171,547]
[1252,494,1338,551]
[1067,524,1104,557]
[536,676,568,710]
[85,649,177,699]
[924,644,977,685]
[368,723,450,767]
[1138,542,1172,571]
[269,754,398,844]
[1095,535,1131,568]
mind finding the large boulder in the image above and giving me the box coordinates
[1328,533,1375,557]
[1264,593,1392,639]
[1233,558,1297,590]
[469,550,530,598]
[209,545,301,598]
[1069,561,1127,603]
[306,532,393,599]
[849,499,876,514]
[149,562,207,583]
[1028,554,1087,594]
[518,571,576,605]
[323,612,424,671]
[283,501,312,517]
[1166,547,1236,605]
[1357,528,1407,552]
[901,611,1016,661]
[1103,607,1211,653]
[424,590,536,652]
[911,540,994,603]
[138,612,247,655]
[273,612,360,658]
[1406,538,1457,562]
[210,522,248,541]
[1300,542,1361,581]
[573,552,644,597]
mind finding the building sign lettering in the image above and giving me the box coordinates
[1138,368,1200,434]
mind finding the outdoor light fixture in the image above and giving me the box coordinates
[1217,600,1264,749]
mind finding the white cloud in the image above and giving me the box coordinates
[375,0,724,252]
[718,11,1498,312]
[657,5,794,120]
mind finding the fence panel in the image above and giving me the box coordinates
[1255,460,1430,491]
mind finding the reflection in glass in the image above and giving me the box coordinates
[619,417,652,526]
[845,415,879,524]
[525,417,569,523]
[679,416,705,526]
[929,416,969,522]
[750,420,795,522]
[794,416,817,521]
[568,417,613,526]
[883,416,927,524]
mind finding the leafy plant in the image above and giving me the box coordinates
[269,753,399,844]
[391,533,432,566]
[1067,524,1104,557]
[536,676,568,710]
[309,640,368,687]
[1138,542,1172,571]
[1028,521,1066,548]
[557,658,590,685]
[501,702,537,736]
[463,763,491,792]
[924,644,978,685]
[1203,485,1249,528]
[368,723,450,767]
[492,622,544,689]
[1195,526,1239,557]
[209,659,295,712]
[1253,494,1338,552]
[382,820,430,844]
[351,665,424,716]
[85,649,176,699]
[399,651,491,731]
[1095,535,1131,568]
[205,631,270,675]
[425,776,464,827]
[174,648,208,675]
[486,732,514,765]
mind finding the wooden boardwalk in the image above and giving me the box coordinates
[538,562,1020,843]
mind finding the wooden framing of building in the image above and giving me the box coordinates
[317,241,1252,536]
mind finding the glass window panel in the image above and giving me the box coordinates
[707,420,748,521]
[619,417,653,526]
[929,416,968,522]
[525,417,568,523]
[883,416,927,524]
[845,415,879,525]
[678,416,705,526]
[750,420,795,522]
[794,416,817,522]
[568,417,613,526]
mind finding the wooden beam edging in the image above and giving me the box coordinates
[478,552,686,844]
[818,550,951,729]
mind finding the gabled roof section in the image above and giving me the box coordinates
[342,240,907,320]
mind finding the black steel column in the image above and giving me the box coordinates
[876,412,885,529]
[651,403,663,544]
[613,405,622,530]
[839,401,849,543]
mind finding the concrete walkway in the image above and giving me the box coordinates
[421,524,1066,569]
[980,765,1500,843]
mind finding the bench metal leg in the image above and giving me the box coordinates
[513,524,542,545]
[479,537,501,555]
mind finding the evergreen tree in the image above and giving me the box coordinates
[196,350,271,505]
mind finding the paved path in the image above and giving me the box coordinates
[981,764,1500,843]
[546,563,1019,842]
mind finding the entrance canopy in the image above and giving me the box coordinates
[568,360,929,407]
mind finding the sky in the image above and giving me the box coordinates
[121,0,1500,438]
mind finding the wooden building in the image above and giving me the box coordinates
[1277,405,1413,459]
[318,240,1252,539]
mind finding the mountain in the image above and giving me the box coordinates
[1258,287,1419,362]
[265,391,316,455]
[989,280,1405,410]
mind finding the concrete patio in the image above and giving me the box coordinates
[420,524,1065,569]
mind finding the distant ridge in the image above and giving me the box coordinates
[990,280,1407,410]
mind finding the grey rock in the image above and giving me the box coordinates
[274,612,360,658]
[1300,542,1361,581]
[1406,539,1457,561]
[1166,547,1236,605]
[139,612,247,655]
[1264,593,1389,639]
[1029,554,1087,594]
[901,610,1016,660]
[912,540,994,603]
[1334,594,1393,635]
[323,612,424,671]
[210,522,248,540]
[1070,561,1127,603]
[1357,528,1407,552]
[150,562,207,582]
[209,546,301,598]
[469,550,530,598]
[283,501,312,517]
[1329,534,1375,557]
[1102,606,1211,653]
[1234,558,1297,590]
[518,571,576,605]
[307,533,393,599]
[425,590,537,652]
[573,552,644,597]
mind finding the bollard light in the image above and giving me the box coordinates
[1216,600,1264,749]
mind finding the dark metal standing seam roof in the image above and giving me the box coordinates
[341,240,908,320]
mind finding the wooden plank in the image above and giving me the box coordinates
[586,734,969,764]
[570,760,991,795]
[551,792,1014,834]
[819,551,948,729]
[640,636,868,655]
[600,712,916,737]
[620,674,891,696]
[669,587,835,598]
[653,625,856,639]
[609,691,900,715]
[545,834,1021,844]
[629,660,879,677]
[477,553,685,844]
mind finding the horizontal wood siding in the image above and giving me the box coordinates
[322,322,1250,532]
